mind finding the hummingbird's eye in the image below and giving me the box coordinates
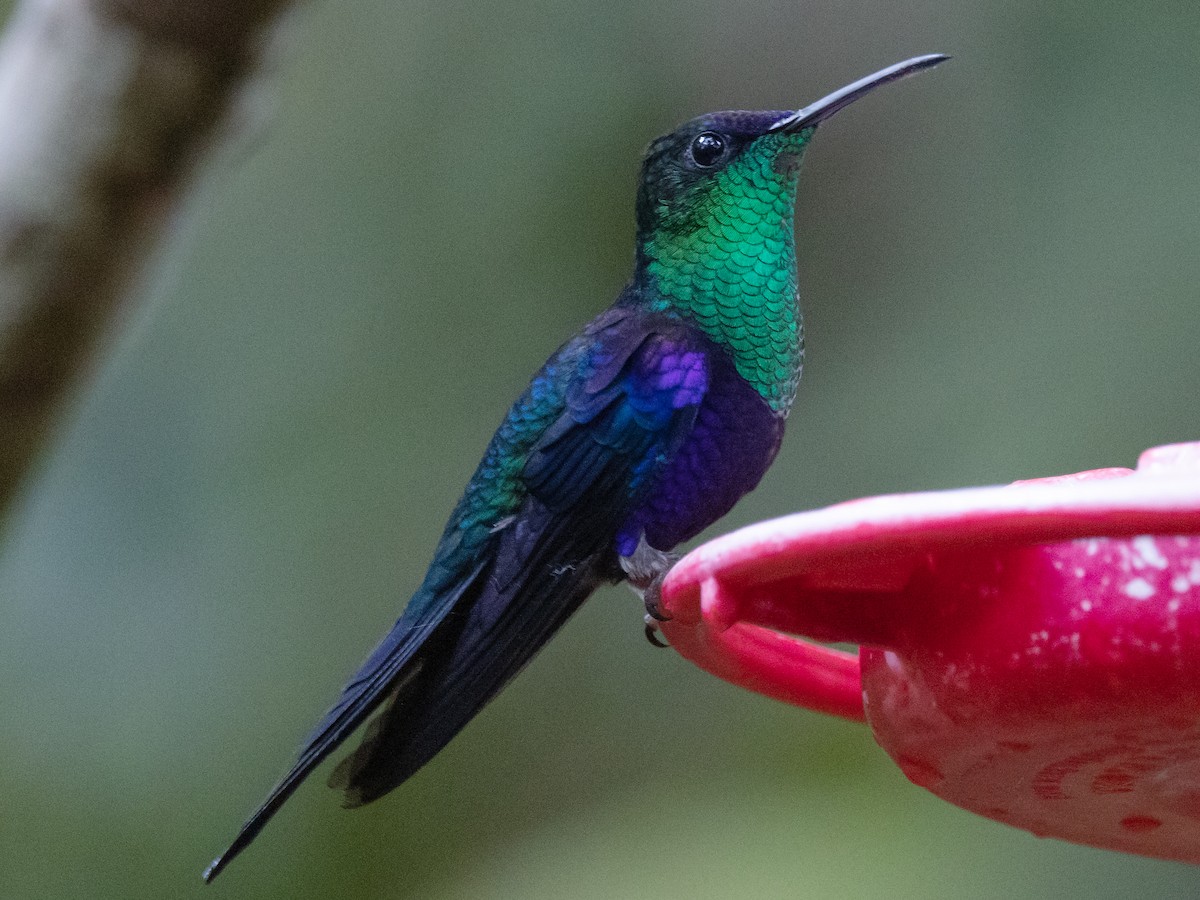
[688,132,727,168]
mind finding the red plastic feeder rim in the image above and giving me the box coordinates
[658,442,1200,864]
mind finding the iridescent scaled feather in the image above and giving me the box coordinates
[636,120,809,413]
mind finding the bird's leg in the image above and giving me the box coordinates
[620,534,680,647]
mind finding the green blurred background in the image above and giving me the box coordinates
[3,0,1200,897]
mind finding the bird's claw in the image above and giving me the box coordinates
[644,615,669,648]
[642,578,671,648]
[643,586,672,623]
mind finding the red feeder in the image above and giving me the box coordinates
[659,442,1200,863]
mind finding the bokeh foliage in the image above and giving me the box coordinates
[2,0,1200,897]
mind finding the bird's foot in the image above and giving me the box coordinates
[641,575,673,648]
[641,574,671,622]
[621,534,678,648]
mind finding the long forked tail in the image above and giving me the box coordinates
[205,484,624,881]
[202,561,486,883]
[325,529,610,807]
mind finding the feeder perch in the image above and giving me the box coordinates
[658,441,1200,863]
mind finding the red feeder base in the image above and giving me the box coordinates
[659,442,1200,864]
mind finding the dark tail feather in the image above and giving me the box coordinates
[327,509,613,807]
[201,668,423,884]
[202,561,487,883]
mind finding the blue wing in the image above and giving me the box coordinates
[205,308,711,880]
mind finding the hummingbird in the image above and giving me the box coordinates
[204,53,947,881]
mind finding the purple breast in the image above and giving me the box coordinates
[617,366,784,555]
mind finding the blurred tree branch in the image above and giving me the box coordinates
[0,0,297,518]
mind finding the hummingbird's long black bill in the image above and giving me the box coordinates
[769,53,949,133]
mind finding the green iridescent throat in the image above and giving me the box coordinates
[638,132,808,414]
